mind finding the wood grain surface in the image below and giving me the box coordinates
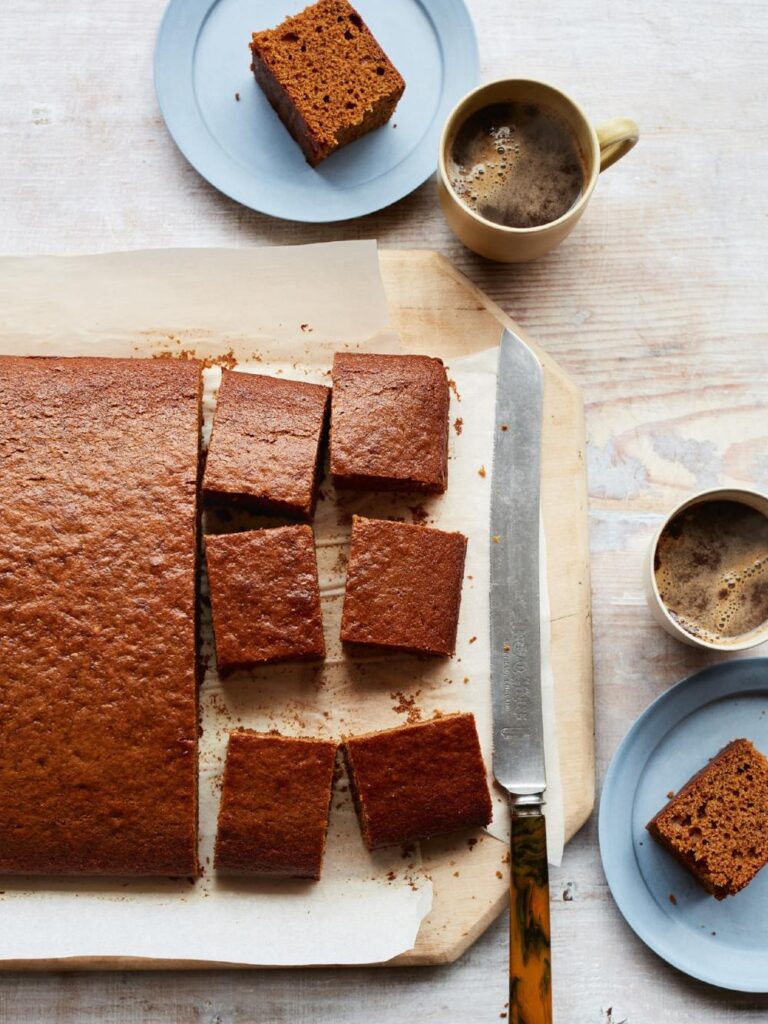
[1,0,768,1019]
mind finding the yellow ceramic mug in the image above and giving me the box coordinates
[437,79,639,263]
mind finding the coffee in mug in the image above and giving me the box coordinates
[447,101,587,229]
[650,494,768,649]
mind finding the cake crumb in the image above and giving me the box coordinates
[391,690,422,723]
[468,636,477,644]
[408,504,429,526]
[454,417,463,435]
[300,323,312,332]
[448,378,462,402]
[478,465,486,478]
[152,348,197,362]
[496,870,503,879]
[669,893,677,905]
[235,91,241,101]
[467,837,478,851]
[667,790,675,799]
[209,349,238,370]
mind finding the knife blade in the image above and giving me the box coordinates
[490,327,545,796]
[490,326,551,1024]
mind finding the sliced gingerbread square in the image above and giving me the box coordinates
[203,369,329,521]
[343,714,492,849]
[205,525,325,673]
[215,730,338,878]
[330,352,449,493]
[249,0,405,166]
[647,738,768,899]
[340,515,467,656]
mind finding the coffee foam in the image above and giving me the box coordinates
[654,500,768,645]
[447,101,586,229]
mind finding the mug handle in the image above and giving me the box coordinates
[595,117,639,171]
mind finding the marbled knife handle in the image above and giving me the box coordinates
[509,804,552,1024]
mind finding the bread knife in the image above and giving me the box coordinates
[490,327,551,1024]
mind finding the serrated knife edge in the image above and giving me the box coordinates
[489,326,546,798]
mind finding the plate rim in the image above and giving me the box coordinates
[599,656,768,993]
[153,0,479,222]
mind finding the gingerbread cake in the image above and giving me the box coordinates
[203,369,330,521]
[330,352,450,492]
[343,714,492,849]
[340,515,467,656]
[0,356,201,876]
[205,525,325,673]
[214,730,338,878]
[647,738,768,899]
[250,0,405,166]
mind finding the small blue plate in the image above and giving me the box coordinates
[154,0,478,222]
[600,658,768,992]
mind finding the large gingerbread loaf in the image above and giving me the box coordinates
[0,356,202,876]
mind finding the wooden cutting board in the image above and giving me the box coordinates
[4,249,593,970]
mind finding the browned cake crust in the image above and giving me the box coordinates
[203,369,330,521]
[250,0,405,166]
[214,730,338,878]
[330,352,449,493]
[205,525,325,673]
[340,515,467,656]
[0,356,202,876]
[647,738,768,899]
[343,714,492,849]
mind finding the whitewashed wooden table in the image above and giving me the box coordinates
[2,0,768,1020]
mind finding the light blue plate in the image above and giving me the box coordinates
[600,658,768,992]
[154,0,478,222]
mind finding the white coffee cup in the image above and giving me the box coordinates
[645,487,768,651]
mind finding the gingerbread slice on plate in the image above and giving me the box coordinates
[647,738,768,899]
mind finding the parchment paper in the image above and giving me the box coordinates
[0,242,561,967]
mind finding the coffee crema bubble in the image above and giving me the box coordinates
[447,101,587,229]
[654,500,768,645]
